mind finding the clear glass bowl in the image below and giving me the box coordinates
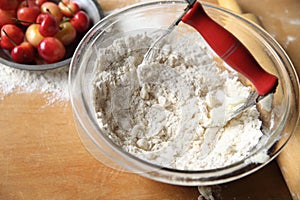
[69,1,299,186]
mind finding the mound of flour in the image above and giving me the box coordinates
[93,32,270,170]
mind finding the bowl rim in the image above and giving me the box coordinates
[0,0,105,71]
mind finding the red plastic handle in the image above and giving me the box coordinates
[181,2,278,96]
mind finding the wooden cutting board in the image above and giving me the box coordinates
[0,92,292,199]
[0,0,298,199]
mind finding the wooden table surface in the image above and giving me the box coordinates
[0,0,299,199]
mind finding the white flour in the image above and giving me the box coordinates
[0,63,69,104]
[93,32,270,170]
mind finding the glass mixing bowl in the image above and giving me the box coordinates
[69,1,299,186]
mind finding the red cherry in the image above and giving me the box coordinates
[25,23,44,48]
[17,5,40,26]
[40,2,63,22]
[0,9,16,29]
[37,37,66,63]
[55,21,76,45]
[58,0,80,17]
[35,0,47,7]
[17,0,36,9]
[0,0,18,11]
[11,41,35,64]
[70,10,90,33]
[36,13,59,37]
[0,24,24,50]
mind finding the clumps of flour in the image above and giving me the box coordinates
[0,64,69,104]
[93,31,270,170]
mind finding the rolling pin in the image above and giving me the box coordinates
[217,0,300,199]
[217,0,259,23]
[216,0,277,76]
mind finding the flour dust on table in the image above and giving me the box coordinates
[0,64,69,105]
[92,30,272,171]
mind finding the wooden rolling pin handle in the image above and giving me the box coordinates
[217,0,242,13]
[181,2,278,96]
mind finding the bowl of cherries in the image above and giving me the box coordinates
[0,0,104,70]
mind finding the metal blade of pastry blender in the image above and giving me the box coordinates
[142,0,197,64]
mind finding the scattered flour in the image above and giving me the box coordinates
[0,63,69,104]
[92,31,271,171]
[198,186,215,200]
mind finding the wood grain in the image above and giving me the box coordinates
[0,92,292,200]
[0,93,200,199]
[0,0,298,199]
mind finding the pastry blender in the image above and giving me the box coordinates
[142,0,278,124]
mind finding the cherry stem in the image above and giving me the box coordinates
[58,18,71,30]
[46,8,52,15]
[13,18,37,25]
[60,18,70,24]
[2,29,17,47]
